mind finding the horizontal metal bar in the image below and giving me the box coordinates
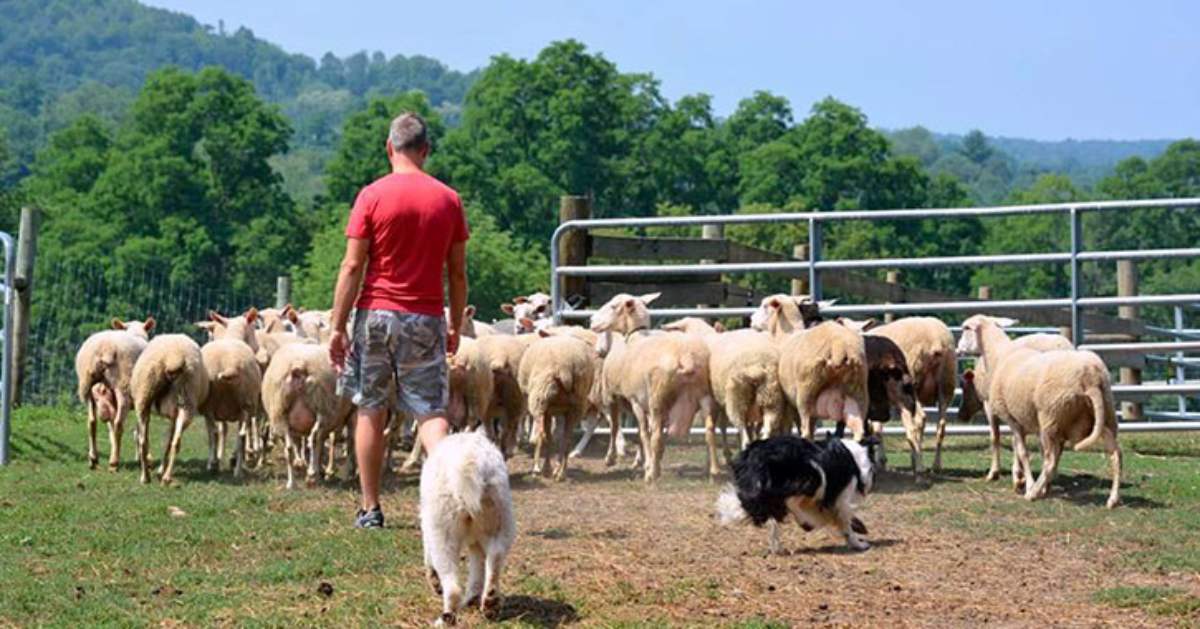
[1112,383,1200,395]
[1078,295,1200,307]
[1080,341,1200,353]
[815,252,1070,271]
[555,198,1200,232]
[557,261,809,277]
[1145,325,1200,341]
[1076,247,1200,262]
[610,420,1200,438]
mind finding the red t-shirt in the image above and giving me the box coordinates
[345,171,469,316]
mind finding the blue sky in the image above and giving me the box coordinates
[142,0,1199,141]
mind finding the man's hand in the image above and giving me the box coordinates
[329,330,348,372]
[446,327,460,356]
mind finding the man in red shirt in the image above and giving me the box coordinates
[328,112,469,529]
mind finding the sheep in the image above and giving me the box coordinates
[261,342,356,489]
[535,325,610,460]
[290,308,333,343]
[74,317,155,470]
[749,294,831,337]
[959,332,1074,481]
[446,305,496,339]
[835,317,919,469]
[957,315,1121,508]
[662,318,786,452]
[517,334,596,481]
[131,334,210,485]
[778,321,870,442]
[868,317,957,476]
[420,428,515,626]
[590,293,718,482]
[256,305,297,334]
[198,309,263,478]
[401,337,495,470]
[475,334,536,459]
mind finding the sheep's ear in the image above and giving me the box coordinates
[285,308,300,323]
[992,317,1018,328]
[518,317,535,332]
[660,319,683,332]
[500,303,515,315]
[245,307,259,324]
[536,328,552,338]
[963,369,975,383]
[111,318,126,330]
[639,292,661,305]
[513,296,528,305]
[713,321,726,333]
[143,317,156,332]
[195,321,216,331]
[209,310,227,325]
[817,299,838,309]
[860,317,877,331]
[464,305,476,318]
[769,297,781,309]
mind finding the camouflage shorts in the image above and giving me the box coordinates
[337,309,448,420]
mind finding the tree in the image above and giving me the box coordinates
[960,130,994,164]
[724,91,793,155]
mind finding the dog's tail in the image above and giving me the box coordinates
[715,484,750,526]
[452,453,485,517]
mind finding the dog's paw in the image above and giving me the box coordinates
[434,612,456,627]
[481,590,500,620]
[847,537,871,552]
[850,517,869,536]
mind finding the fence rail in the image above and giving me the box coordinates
[550,197,1200,430]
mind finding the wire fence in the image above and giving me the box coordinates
[21,260,270,407]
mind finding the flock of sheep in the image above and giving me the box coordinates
[72,290,1123,509]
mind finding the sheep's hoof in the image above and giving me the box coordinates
[139,473,150,485]
[88,457,99,470]
[1106,496,1120,509]
[984,469,1000,481]
[603,455,617,467]
[160,477,174,487]
[434,612,457,627]
[305,477,318,488]
[766,546,791,557]
[568,449,584,459]
[107,462,120,473]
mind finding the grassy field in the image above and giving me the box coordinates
[2,406,1199,627]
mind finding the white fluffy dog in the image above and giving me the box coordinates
[420,428,516,626]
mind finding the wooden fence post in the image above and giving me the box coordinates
[977,285,991,301]
[884,270,901,323]
[1117,260,1142,420]
[559,196,591,306]
[791,245,809,297]
[275,276,292,309]
[11,206,39,406]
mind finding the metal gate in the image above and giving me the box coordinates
[549,197,1200,434]
[0,231,15,464]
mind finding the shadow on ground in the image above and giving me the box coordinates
[495,594,579,626]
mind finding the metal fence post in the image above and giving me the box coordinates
[275,276,291,309]
[808,217,822,301]
[1176,306,1188,415]
[1068,207,1082,347]
[0,232,15,465]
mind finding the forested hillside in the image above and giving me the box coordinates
[0,0,1197,332]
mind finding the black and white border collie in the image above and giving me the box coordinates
[717,434,877,553]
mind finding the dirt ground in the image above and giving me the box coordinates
[378,436,1198,627]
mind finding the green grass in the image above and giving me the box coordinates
[2,406,1200,626]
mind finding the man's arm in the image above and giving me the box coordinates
[446,241,468,354]
[329,237,369,368]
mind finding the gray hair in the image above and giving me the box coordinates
[388,112,429,152]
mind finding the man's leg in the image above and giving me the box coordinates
[418,415,451,455]
[355,407,388,511]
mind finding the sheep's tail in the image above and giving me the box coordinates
[1074,385,1112,452]
[677,352,698,378]
[452,453,485,517]
[715,484,750,527]
[80,341,118,401]
[217,369,239,383]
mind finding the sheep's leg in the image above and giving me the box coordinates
[215,421,227,469]
[798,410,816,440]
[86,399,99,469]
[109,396,129,472]
[402,431,424,471]
[283,431,298,490]
[554,411,578,482]
[532,414,552,478]
[323,430,337,479]
[602,401,621,466]
[843,397,866,441]
[233,414,247,479]
[984,402,1002,481]
[308,427,327,486]
[900,405,926,478]
[161,407,191,485]
[569,414,598,459]
[646,408,666,483]
[480,544,507,619]
[1105,438,1122,509]
[932,396,949,473]
[1025,429,1062,501]
[205,417,220,473]
[1010,428,1032,494]
[719,410,733,465]
[869,420,888,470]
[704,408,721,481]
[630,404,650,473]
[615,407,628,457]
[137,409,152,484]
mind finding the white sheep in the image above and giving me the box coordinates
[778,321,870,441]
[590,293,718,482]
[401,337,495,471]
[517,334,596,481]
[957,315,1121,508]
[261,342,356,489]
[476,334,537,458]
[959,332,1073,481]
[868,317,957,475]
[750,294,831,337]
[74,317,155,470]
[198,309,262,478]
[131,334,210,485]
